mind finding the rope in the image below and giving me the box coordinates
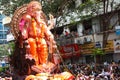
[54,48,75,75]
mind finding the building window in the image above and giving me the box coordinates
[69,24,78,37]
[0,34,3,39]
[83,19,93,35]
[69,25,77,32]
[0,23,3,30]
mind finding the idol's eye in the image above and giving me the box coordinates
[36,8,41,11]
[32,8,41,12]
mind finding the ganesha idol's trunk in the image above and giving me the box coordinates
[31,18,37,37]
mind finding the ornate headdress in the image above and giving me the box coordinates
[11,4,28,39]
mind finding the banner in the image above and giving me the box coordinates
[2,17,11,25]
[95,42,102,48]
[104,40,114,52]
[7,33,15,42]
[61,44,78,53]
[80,43,94,54]
[59,44,80,58]
[114,39,120,53]
[115,26,120,36]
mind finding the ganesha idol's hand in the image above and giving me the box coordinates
[49,41,57,54]
[22,31,28,39]
[25,54,33,60]
[49,14,54,20]
[48,14,55,29]
[52,48,56,54]
[53,41,57,49]
[51,45,57,54]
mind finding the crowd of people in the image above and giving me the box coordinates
[59,61,120,80]
[0,62,120,80]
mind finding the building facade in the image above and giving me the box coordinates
[54,0,120,64]
[0,14,9,44]
[1,0,120,64]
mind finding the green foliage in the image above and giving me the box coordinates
[92,48,104,56]
[0,41,15,57]
[92,48,104,63]
[77,0,100,15]
[0,0,76,17]
[42,0,62,16]
[1,0,31,16]
[0,44,9,56]
[8,41,15,55]
[1,0,77,28]
[42,0,76,17]
[0,66,9,72]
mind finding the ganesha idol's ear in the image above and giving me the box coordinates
[19,14,31,32]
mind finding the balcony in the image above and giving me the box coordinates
[56,31,94,46]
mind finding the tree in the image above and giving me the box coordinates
[41,0,76,33]
[7,41,15,55]
[1,0,76,35]
[0,44,10,56]
[92,48,104,63]
[1,0,76,22]
[0,0,31,16]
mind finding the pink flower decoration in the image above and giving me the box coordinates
[19,19,26,31]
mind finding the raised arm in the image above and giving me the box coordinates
[39,12,55,30]
[48,14,55,30]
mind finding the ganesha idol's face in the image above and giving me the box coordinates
[28,4,42,19]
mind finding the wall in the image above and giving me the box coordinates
[94,33,120,42]
[113,53,120,62]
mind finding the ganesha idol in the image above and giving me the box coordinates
[10,1,74,80]
[20,1,58,73]
[10,1,58,75]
